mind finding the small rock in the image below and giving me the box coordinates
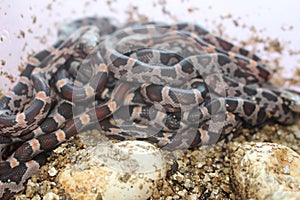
[231,142,300,200]
[48,167,58,177]
[43,192,59,200]
[288,124,300,140]
[58,140,167,200]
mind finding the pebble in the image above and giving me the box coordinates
[58,140,167,200]
[231,142,300,199]
[43,192,59,200]
[47,167,58,177]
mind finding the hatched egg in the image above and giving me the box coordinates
[58,140,167,200]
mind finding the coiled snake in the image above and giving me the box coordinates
[0,17,299,199]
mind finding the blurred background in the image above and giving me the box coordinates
[1,0,300,92]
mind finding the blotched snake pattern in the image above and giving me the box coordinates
[0,17,299,199]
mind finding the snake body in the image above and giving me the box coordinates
[0,17,300,199]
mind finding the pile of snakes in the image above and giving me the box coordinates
[1,17,300,199]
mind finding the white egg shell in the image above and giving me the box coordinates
[58,140,167,200]
[231,142,300,199]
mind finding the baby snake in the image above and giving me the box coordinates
[0,17,299,199]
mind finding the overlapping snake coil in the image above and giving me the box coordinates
[0,17,299,199]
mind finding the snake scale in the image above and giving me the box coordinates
[0,17,300,199]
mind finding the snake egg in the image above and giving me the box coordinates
[58,140,167,200]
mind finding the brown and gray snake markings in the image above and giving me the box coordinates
[0,16,299,199]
